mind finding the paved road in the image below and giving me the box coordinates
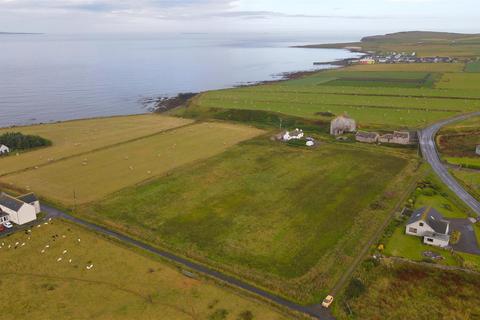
[42,204,334,320]
[419,112,480,216]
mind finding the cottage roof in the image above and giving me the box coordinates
[0,193,25,212]
[407,207,449,235]
[356,131,379,139]
[393,131,410,139]
[17,193,38,204]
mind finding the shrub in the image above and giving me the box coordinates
[209,309,229,320]
[237,310,254,320]
[0,132,51,151]
[344,278,366,300]
[450,230,461,244]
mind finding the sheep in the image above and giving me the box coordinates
[44,222,48,225]
[69,259,72,263]
[62,235,66,238]
[7,245,11,249]
[77,238,81,242]
[62,250,67,254]
[45,245,50,248]
[15,242,19,246]
[21,242,25,247]
[41,249,45,253]
[86,264,94,270]
[57,257,62,262]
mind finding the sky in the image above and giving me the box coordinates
[0,0,478,37]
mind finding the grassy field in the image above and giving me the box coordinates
[193,84,479,129]
[335,261,480,320]
[82,138,414,304]
[1,122,263,205]
[0,115,193,176]
[436,73,480,90]
[0,219,288,320]
[437,115,480,167]
[451,169,480,201]
[465,60,480,72]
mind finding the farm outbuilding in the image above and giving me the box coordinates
[330,115,356,136]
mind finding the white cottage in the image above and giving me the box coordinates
[283,129,304,141]
[0,192,38,225]
[0,144,9,155]
[406,207,450,248]
[17,193,41,214]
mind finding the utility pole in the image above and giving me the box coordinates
[73,189,77,213]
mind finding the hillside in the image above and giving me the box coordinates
[299,31,480,57]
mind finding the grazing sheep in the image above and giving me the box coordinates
[37,225,41,228]
[62,250,67,254]
[77,238,81,242]
[21,242,25,247]
[86,264,94,270]
[8,245,11,249]
[44,222,48,225]
[69,259,72,263]
[57,257,62,262]
[41,249,45,253]
[62,235,66,238]
[15,242,19,246]
[45,245,50,248]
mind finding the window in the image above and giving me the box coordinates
[408,227,417,234]
[419,222,424,227]
[427,238,434,243]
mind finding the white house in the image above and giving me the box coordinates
[17,193,41,214]
[0,144,9,155]
[0,192,39,225]
[283,129,304,141]
[406,207,450,248]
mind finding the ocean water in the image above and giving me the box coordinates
[0,33,360,127]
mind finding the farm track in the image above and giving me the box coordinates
[0,122,197,178]
[41,204,335,320]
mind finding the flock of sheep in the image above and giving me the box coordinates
[0,218,94,271]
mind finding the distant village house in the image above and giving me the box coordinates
[330,115,357,136]
[406,207,450,248]
[0,192,40,225]
[476,145,480,156]
[0,144,9,155]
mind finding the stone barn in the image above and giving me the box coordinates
[330,115,356,136]
[356,131,379,144]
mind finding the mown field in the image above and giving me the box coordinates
[335,261,480,320]
[83,139,415,304]
[436,73,480,90]
[0,115,193,176]
[0,219,287,320]
[1,122,263,205]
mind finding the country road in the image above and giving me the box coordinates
[419,112,480,216]
[41,204,334,320]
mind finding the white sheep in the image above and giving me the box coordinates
[69,259,72,263]
[57,257,62,262]
[21,242,25,247]
[62,250,67,254]
[86,264,94,270]
[62,235,66,238]
[77,238,81,242]
[45,245,50,248]
[15,242,19,246]
[41,249,45,253]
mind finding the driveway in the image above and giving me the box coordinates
[448,218,480,255]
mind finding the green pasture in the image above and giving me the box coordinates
[465,60,480,72]
[84,139,412,304]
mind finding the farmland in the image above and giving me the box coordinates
[335,261,480,320]
[465,60,480,72]
[436,73,480,90]
[0,115,193,176]
[1,122,263,205]
[83,138,415,304]
[343,63,465,73]
[192,82,480,129]
[0,219,287,320]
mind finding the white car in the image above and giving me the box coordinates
[322,295,334,308]
[3,221,13,229]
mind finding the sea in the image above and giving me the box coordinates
[0,33,361,127]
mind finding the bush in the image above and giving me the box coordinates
[209,309,229,320]
[344,278,366,300]
[237,310,254,320]
[0,132,51,151]
[450,230,461,244]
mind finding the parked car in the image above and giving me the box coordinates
[0,224,5,232]
[322,295,334,308]
[3,221,13,229]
